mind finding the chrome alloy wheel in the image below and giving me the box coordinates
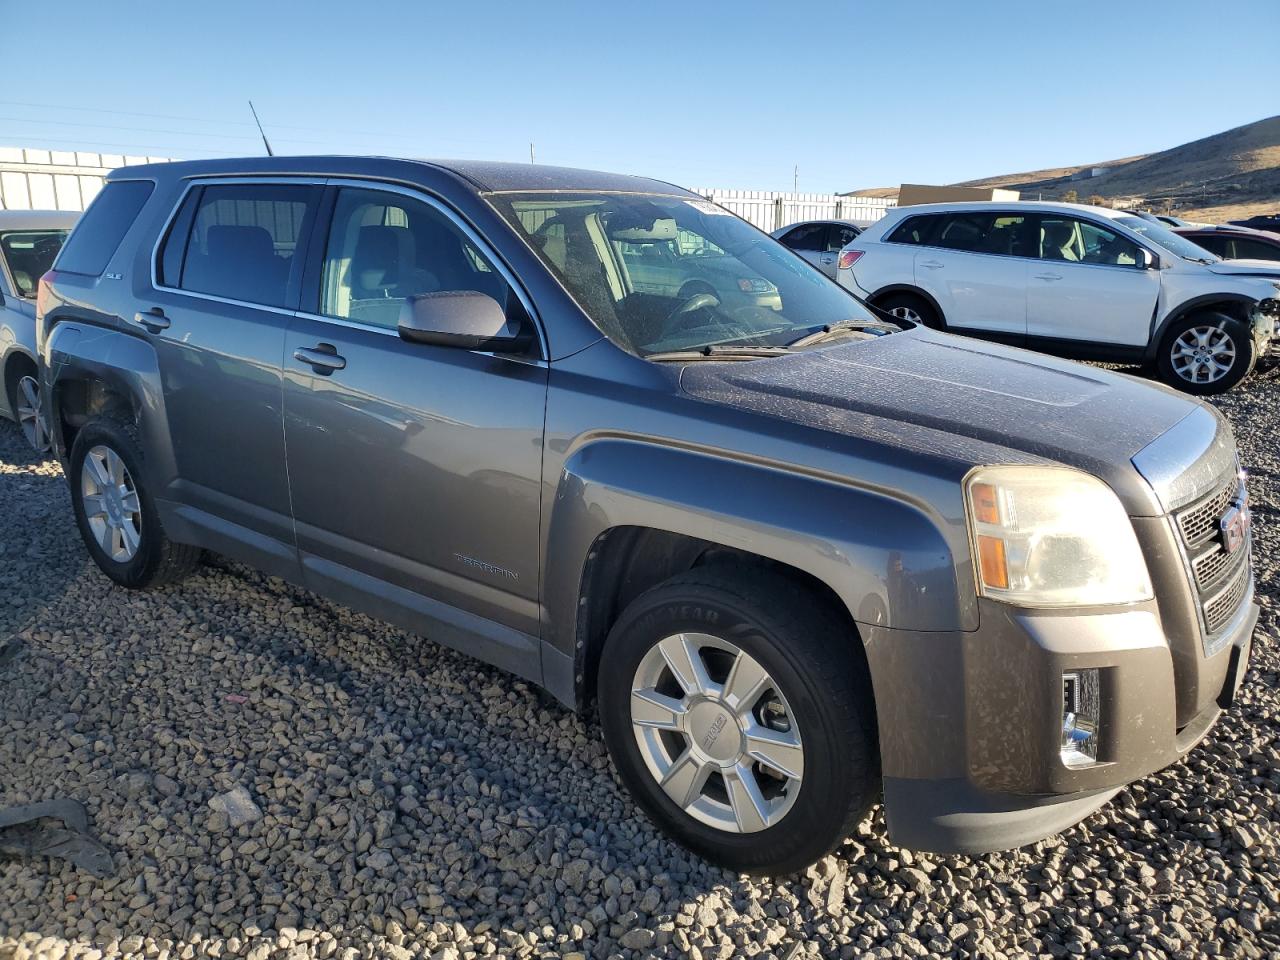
[81,444,142,561]
[887,305,922,323]
[16,374,50,453]
[630,632,804,834]
[1171,325,1236,384]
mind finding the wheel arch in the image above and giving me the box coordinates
[867,284,945,324]
[540,437,974,712]
[1144,293,1256,363]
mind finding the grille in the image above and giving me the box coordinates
[1172,474,1251,652]
[1204,560,1250,634]
[1177,479,1237,548]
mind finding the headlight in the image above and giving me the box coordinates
[965,466,1153,607]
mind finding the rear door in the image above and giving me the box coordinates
[282,182,548,647]
[1026,214,1160,347]
[146,179,322,578]
[914,211,1032,337]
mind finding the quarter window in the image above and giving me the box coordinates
[319,187,516,331]
[55,180,154,277]
[172,183,320,308]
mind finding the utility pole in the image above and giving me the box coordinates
[530,143,536,164]
[793,165,798,192]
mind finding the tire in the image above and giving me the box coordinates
[5,358,51,455]
[68,416,202,589]
[875,291,942,329]
[1156,312,1256,395]
[597,566,879,875]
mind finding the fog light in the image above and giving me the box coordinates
[1061,669,1100,768]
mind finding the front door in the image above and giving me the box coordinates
[1026,215,1161,347]
[282,184,548,652]
[145,179,323,578]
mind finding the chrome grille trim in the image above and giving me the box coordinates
[1204,560,1251,635]
[1176,477,1237,549]
[1169,472,1251,655]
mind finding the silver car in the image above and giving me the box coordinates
[771,219,864,279]
[0,210,77,452]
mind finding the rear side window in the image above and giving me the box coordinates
[779,223,826,252]
[885,215,932,245]
[54,180,154,276]
[827,224,860,251]
[164,183,320,308]
[1229,237,1280,261]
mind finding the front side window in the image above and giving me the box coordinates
[492,192,876,356]
[1039,217,1140,267]
[55,179,154,277]
[779,222,826,252]
[1228,237,1280,262]
[0,229,69,297]
[174,183,320,308]
[319,187,514,330]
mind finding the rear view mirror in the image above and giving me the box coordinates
[398,291,531,352]
[1139,248,1160,270]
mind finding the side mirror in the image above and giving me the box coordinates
[397,291,531,353]
[1138,248,1160,270]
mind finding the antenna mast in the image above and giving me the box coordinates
[248,100,274,157]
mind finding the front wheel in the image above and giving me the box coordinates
[597,567,879,875]
[69,416,202,589]
[1156,313,1256,395]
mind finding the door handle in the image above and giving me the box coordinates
[1033,273,1063,281]
[293,344,347,374]
[131,308,170,332]
[821,254,835,263]
[919,260,944,270]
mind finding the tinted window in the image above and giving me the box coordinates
[320,187,514,330]
[55,180,154,276]
[1188,235,1229,258]
[1228,237,1280,262]
[930,213,1030,256]
[156,189,201,287]
[178,183,319,308]
[0,230,69,297]
[828,224,860,252]
[886,216,932,245]
[1039,217,1139,267]
[780,223,826,252]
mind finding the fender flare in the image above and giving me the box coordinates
[44,322,175,484]
[541,436,974,679]
[1143,293,1257,364]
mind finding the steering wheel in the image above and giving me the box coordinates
[664,291,721,331]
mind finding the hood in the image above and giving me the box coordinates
[1205,259,1280,279]
[680,328,1206,515]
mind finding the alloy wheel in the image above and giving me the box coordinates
[16,374,50,453]
[887,305,922,323]
[80,444,142,562]
[630,632,804,834]
[1171,325,1236,385]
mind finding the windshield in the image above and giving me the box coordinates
[1115,216,1217,263]
[0,229,69,297]
[490,192,878,356]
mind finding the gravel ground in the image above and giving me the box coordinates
[1,371,1279,960]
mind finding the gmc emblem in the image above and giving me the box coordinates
[1220,503,1250,554]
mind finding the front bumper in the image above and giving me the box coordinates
[865,595,1256,854]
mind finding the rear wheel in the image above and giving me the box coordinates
[1156,313,1256,395]
[69,416,202,588]
[597,567,878,874]
[875,291,942,329]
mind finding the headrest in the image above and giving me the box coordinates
[206,225,274,261]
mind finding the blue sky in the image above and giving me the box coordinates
[1,0,1275,192]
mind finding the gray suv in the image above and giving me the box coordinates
[37,158,1257,875]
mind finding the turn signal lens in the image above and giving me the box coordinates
[837,250,864,270]
[977,536,1009,589]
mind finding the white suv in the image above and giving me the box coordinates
[838,201,1280,394]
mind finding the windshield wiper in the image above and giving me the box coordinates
[645,344,792,362]
[787,318,900,348]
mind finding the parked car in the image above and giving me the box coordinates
[39,159,1256,874]
[1175,224,1280,262]
[771,219,863,278]
[838,201,1280,394]
[0,210,77,452]
[1229,214,1280,233]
